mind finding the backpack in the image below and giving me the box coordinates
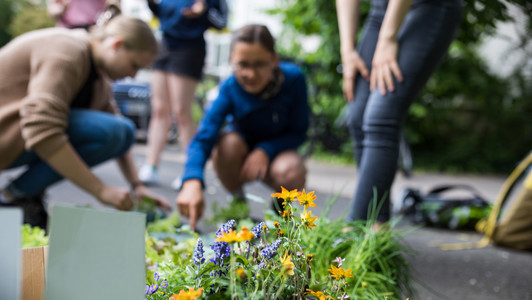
[400,185,492,230]
[440,151,532,251]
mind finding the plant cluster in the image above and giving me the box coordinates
[145,188,412,299]
[21,224,48,248]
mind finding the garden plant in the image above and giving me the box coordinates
[144,188,412,299]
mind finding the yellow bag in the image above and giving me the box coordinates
[491,169,532,250]
[441,151,532,251]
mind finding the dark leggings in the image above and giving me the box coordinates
[346,0,462,222]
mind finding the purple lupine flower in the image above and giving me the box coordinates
[149,283,158,295]
[209,240,231,277]
[160,281,168,289]
[210,241,230,265]
[260,239,282,260]
[251,222,266,240]
[258,239,282,269]
[193,238,206,266]
[216,219,236,237]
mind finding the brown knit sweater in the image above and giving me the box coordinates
[0,28,116,170]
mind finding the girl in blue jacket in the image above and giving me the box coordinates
[176,24,310,231]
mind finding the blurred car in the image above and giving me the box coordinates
[112,78,151,141]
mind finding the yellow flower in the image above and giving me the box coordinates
[271,186,300,202]
[362,281,368,288]
[306,254,314,262]
[215,229,240,243]
[280,251,295,276]
[236,268,246,280]
[273,221,281,228]
[237,226,254,242]
[305,289,331,299]
[298,189,317,210]
[282,207,293,221]
[170,287,203,300]
[328,264,354,280]
[300,209,318,231]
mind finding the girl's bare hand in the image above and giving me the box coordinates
[98,186,134,211]
[341,50,369,102]
[370,38,403,95]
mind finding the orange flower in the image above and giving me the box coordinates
[280,251,295,276]
[236,226,254,242]
[169,287,203,300]
[328,264,354,280]
[271,186,300,201]
[305,289,331,299]
[298,189,317,210]
[300,209,318,231]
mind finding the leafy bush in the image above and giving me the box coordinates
[8,0,54,38]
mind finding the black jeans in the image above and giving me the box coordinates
[346,0,462,222]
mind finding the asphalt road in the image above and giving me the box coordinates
[1,143,530,299]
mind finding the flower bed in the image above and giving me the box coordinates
[144,188,413,299]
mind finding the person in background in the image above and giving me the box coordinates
[0,15,171,229]
[138,0,228,189]
[176,24,309,231]
[48,0,121,30]
[336,0,461,227]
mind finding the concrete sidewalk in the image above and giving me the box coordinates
[1,143,530,299]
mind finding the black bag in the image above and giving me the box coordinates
[400,184,492,230]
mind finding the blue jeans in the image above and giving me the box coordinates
[346,0,462,222]
[5,110,135,198]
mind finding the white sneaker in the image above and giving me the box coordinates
[138,165,160,185]
[171,177,182,191]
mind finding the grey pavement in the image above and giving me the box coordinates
[1,143,531,299]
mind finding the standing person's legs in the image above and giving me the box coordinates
[346,0,462,223]
[346,4,383,165]
[144,70,172,170]
[167,73,199,149]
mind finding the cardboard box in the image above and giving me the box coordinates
[21,246,48,300]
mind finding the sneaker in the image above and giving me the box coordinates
[170,177,182,191]
[138,165,160,185]
[0,192,48,230]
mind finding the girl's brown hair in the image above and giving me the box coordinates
[91,15,157,55]
[231,24,275,54]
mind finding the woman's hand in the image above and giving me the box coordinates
[341,50,369,102]
[176,179,205,232]
[370,37,403,95]
[182,0,207,18]
[98,185,134,211]
[133,185,172,211]
[241,148,269,182]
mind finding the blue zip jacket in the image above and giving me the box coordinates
[183,62,309,185]
[148,0,227,47]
